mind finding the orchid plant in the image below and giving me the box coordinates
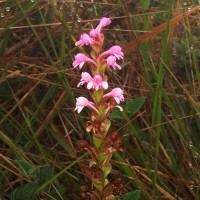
[73,17,125,200]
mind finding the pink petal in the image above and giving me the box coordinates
[102,81,108,89]
[103,88,124,104]
[79,62,84,69]
[87,81,93,90]
[75,33,94,46]
[109,46,124,59]
[100,45,124,60]
[106,55,116,65]
[99,17,111,27]
[73,53,97,69]
[89,17,111,39]
[81,72,93,82]
[114,97,120,104]
[77,82,82,88]
[77,107,83,113]
[95,85,99,91]
[106,55,122,70]
[75,97,99,114]
[93,75,103,83]
[89,29,98,38]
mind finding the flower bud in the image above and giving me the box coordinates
[78,140,89,148]
[80,185,90,192]
[110,132,118,141]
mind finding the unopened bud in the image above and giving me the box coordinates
[100,123,106,132]
[80,185,90,192]
[85,121,93,132]
[110,132,118,141]
[112,178,121,186]
[78,140,89,148]
[115,139,122,149]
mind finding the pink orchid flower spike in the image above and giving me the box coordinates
[75,97,99,114]
[106,55,122,70]
[73,53,97,69]
[103,88,124,104]
[75,33,94,46]
[100,45,124,60]
[87,75,108,91]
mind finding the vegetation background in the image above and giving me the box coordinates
[0,0,200,199]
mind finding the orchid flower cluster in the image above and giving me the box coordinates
[73,17,125,200]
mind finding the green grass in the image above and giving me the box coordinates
[0,0,200,199]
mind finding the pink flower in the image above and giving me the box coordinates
[89,29,99,39]
[103,88,124,104]
[75,97,99,114]
[75,33,94,46]
[77,72,93,87]
[109,46,124,59]
[87,75,108,91]
[106,56,122,70]
[95,17,111,32]
[89,17,111,39]
[77,73,108,91]
[72,53,97,69]
[100,45,124,60]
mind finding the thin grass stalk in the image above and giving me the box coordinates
[35,1,59,58]
[151,2,173,197]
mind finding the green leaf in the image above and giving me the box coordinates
[123,190,141,200]
[15,159,37,177]
[139,0,151,9]
[10,183,39,200]
[124,96,146,118]
[38,166,54,184]
[93,136,103,148]
[109,106,123,120]
[109,96,146,120]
